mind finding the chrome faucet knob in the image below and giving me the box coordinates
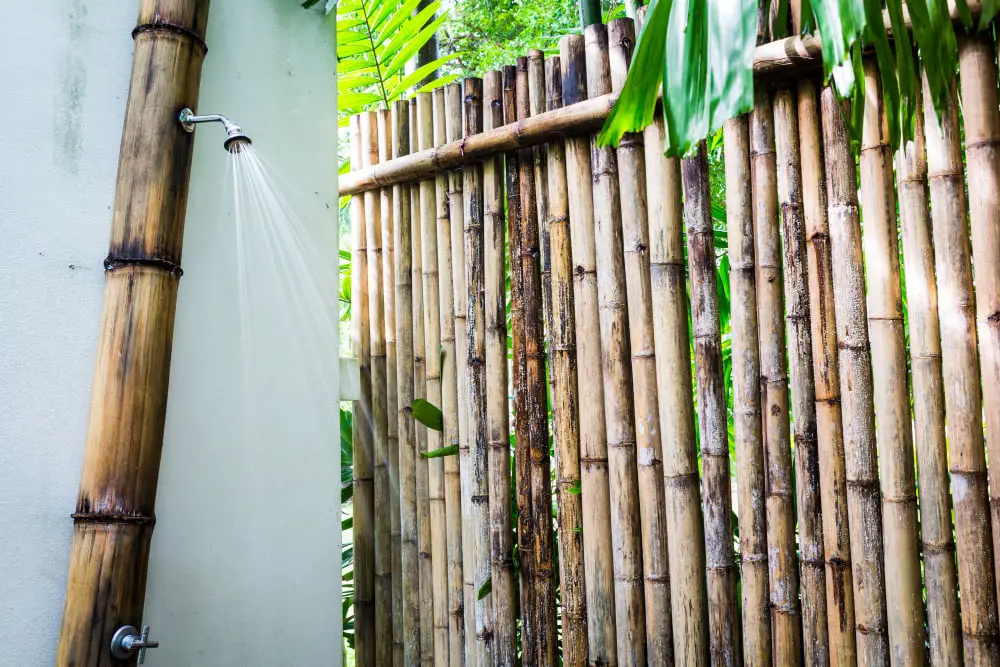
[111,624,159,664]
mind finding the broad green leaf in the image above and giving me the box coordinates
[705,0,757,130]
[477,576,492,600]
[411,398,444,431]
[662,0,708,154]
[420,444,460,459]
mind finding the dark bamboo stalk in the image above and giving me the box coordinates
[543,54,589,667]
[483,70,518,667]
[725,113,772,667]
[463,77,493,667]
[558,33,618,666]
[531,51,554,341]
[773,86,828,667]
[56,3,212,662]
[607,17,672,665]
[350,114,376,667]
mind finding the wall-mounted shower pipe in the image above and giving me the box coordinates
[57,1,212,665]
[179,108,252,151]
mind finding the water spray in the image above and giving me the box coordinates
[179,108,252,152]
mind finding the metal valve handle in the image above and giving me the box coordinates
[111,624,159,664]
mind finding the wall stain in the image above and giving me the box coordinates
[55,0,88,176]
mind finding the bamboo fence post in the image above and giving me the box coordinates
[799,79,855,666]
[644,73,710,667]
[820,85,889,665]
[725,113,772,666]
[683,142,740,667]
[773,87,828,666]
[350,114,376,667]
[607,17,672,665]
[463,76,493,667]
[559,32,618,666]
[959,34,1000,612]
[425,89,451,667]
[857,59,924,664]
[395,98,422,667]
[520,54,558,667]
[503,62,536,663]
[751,88,802,664]
[483,70,518,667]
[55,2,212,661]
[530,51,553,337]
[899,75,961,666]
[441,82,467,667]
[585,23,647,666]
[543,54,589,667]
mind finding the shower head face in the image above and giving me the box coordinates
[225,133,253,153]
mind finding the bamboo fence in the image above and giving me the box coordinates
[343,16,1000,667]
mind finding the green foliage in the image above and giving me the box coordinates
[421,444,460,458]
[411,398,445,431]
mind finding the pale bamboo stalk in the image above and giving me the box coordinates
[558,32,618,666]
[725,114,772,666]
[959,34,1000,615]
[645,93,710,667]
[899,74,961,666]
[519,54,558,667]
[750,89,802,665]
[857,58,924,665]
[607,17,671,665]
[543,54,588,667]
[395,99,422,667]
[350,114,376,667]
[483,70,518,667]
[820,86,889,666]
[463,76,493,667]
[425,89,450,667]
[441,82,467,667]
[773,87,829,667]
[799,79,855,667]
[585,23,647,667]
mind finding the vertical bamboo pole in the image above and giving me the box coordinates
[751,89,802,665]
[395,98,422,667]
[361,110,394,667]
[559,32,618,667]
[585,23,647,666]
[684,142,740,667]
[725,114,772,666]
[774,87,829,666]
[960,35,1000,613]
[543,54,589,667]
[350,114,376,667]
[645,73,710,667]
[441,82,467,667]
[56,3,212,662]
[820,86,889,666]
[800,79,855,666]
[483,70,518,667]
[900,76,961,666]
[530,51,553,338]
[857,59,924,665]
[606,17,672,665]
[463,76,493,667]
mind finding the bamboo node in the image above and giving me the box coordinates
[71,512,155,525]
[131,21,208,52]
[104,255,183,276]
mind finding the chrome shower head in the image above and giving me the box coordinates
[179,108,252,153]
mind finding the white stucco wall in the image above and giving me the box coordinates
[0,1,340,665]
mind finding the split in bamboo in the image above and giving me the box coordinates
[558,32,618,667]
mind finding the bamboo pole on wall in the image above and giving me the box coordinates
[899,76,961,666]
[440,83,467,667]
[543,54,589,667]
[820,86,889,665]
[558,33,618,667]
[426,89,451,667]
[584,23,647,666]
[56,3,211,661]
[857,59,924,664]
[519,54,558,667]
[394,98,422,667]
[607,18,672,665]
[684,142,740,667]
[725,114,772,666]
[361,111,394,667]
[799,79,855,666]
[483,70,518,667]
[463,76,493,667]
[530,51,553,337]
[350,114,376,667]
[644,69,710,667]
[773,87,829,666]
[959,35,1000,612]
[751,89,802,665]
